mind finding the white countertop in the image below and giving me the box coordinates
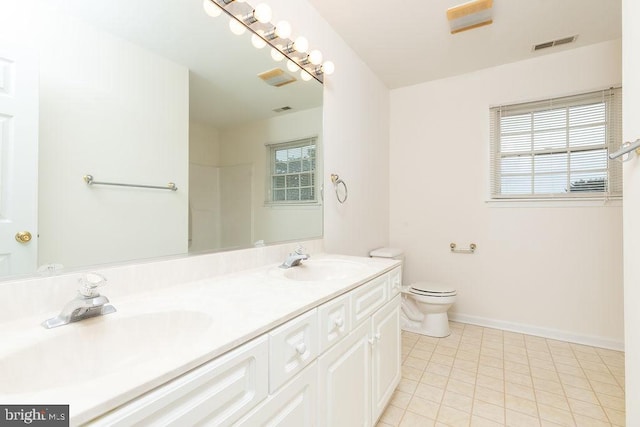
[0,253,400,425]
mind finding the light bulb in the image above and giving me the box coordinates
[235,0,246,2]
[286,60,299,73]
[294,36,309,53]
[229,18,246,35]
[300,71,312,81]
[308,49,323,65]
[203,0,222,17]
[270,48,284,62]
[251,34,267,49]
[275,21,291,39]
[253,3,272,23]
[322,60,335,75]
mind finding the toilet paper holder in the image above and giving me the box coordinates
[450,242,477,254]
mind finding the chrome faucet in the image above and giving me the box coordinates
[280,245,310,269]
[41,273,116,329]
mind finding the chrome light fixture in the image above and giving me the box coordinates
[202,0,334,83]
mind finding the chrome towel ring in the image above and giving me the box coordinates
[330,173,348,204]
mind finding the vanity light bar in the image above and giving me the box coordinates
[203,0,334,83]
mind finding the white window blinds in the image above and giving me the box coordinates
[490,88,622,199]
[267,137,318,204]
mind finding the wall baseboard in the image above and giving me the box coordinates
[449,313,624,352]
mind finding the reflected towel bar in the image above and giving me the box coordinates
[609,138,640,160]
[83,175,178,191]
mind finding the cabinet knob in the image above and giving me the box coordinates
[334,317,344,328]
[295,342,307,355]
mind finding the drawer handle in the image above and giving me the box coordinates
[334,317,344,328]
[295,342,307,355]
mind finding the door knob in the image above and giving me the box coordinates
[15,231,32,243]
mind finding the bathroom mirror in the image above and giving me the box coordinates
[0,0,323,279]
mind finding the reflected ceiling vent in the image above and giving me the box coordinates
[273,106,292,113]
[258,68,297,87]
[533,35,578,51]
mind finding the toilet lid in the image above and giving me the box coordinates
[410,282,456,296]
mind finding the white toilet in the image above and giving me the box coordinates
[370,248,457,338]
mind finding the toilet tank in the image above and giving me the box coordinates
[369,247,405,285]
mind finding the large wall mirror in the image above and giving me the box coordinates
[0,0,323,280]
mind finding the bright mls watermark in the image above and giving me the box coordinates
[0,405,68,426]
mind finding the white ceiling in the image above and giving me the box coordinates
[307,0,621,89]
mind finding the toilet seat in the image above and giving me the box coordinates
[410,282,456,297]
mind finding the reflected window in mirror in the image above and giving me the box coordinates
[268,137,318,204]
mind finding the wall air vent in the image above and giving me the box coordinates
[533,35,578,51]
[273,106,292,113]
[258,68,297,87]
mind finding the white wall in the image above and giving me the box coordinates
[390,40,624,348]
[268,0,391,256]
[31,6,189,269]
[189,121,221,252]
[219,107,323,246]
[622,0,639,422]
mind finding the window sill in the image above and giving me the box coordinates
[485,198,622,208]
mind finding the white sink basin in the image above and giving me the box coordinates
[0,310,213,394]
[273,259,369,281]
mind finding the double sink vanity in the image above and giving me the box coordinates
[0,251,402,426]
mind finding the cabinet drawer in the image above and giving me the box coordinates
[389,267,402,296]
[318,293,351,353]
[234,361,317,427]
[269,309,318,393]
[89,336,269,427]
[351,274,389,326]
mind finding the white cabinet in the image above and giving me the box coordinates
[317,320,372,427]
[89,336,269,427]
[372,295,401,422]
[235,362,317,427]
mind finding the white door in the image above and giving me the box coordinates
[0,46,39,276]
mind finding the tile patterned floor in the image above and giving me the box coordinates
[378,322,625,427]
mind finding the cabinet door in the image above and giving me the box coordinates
[234,362,317,427]
[317,320,371,427]
[371,296,401,422]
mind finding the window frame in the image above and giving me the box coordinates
[265,137,319,206]
[489,88,623,201]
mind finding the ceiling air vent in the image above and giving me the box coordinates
[533,35,578,51]
[273,106,292,113]
[258,68,297,87]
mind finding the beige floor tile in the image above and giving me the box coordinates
[504,351,530,364]
[470,415,504,427]
[540,420,569,427]
[554,362,586,377]
[461,339,483,349]
[476,374,505,393]
[404,356,429,371]
[531,366,561,382]
[390,390,413,409]
[558,372,591,390]
[506,370,535,387]
[472,399,505,424]
[505,360,531,375]
[457,349,481,362]
[567,398,608,422]
[483,340,504,351]
[506,393,539,417]
[588,380,625,398]
[578,360,610,374]
[380,405,405,426]
[608,365,625,377]
[409,348,433,361]
[455,358,480,373]
[398,378,419,394]
[528,349,554,362]
[599,354,624,368]
[478,365,504,380]
[549,347,575,359]
[572,414,611,427]
[562,384,599,405]
[481,347,504,360]
[402,365,425,381]
[450,367,478,385]
[537,403,576,427]
[442,390,473,413]
[435,344,458,357]
[535,389,571,411]
[506,408,542,427]
[414,383,445,403]
[399,411,436,427]
[431,353,456,367]
[475,385,505,407]
[413,341,437,352]
[506,381,537,401]
[504,345,528,356]
[603,406,626,426]
[480,355,504,369]
[406,396,440,419]
[376,421,395,427]
[530,357,557,371]
[584,369,618,386]
[446,378,476,398]
[553,355,581,367]
[570,343,598,354]
[573,351,602,363]
[421,372,449,387]
[596,392,625,411]
[437,405,471,426]
[427,361,453,376]
[533,377,565,395]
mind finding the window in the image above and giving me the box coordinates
[490,88,622,200]
[267,137,318,204]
